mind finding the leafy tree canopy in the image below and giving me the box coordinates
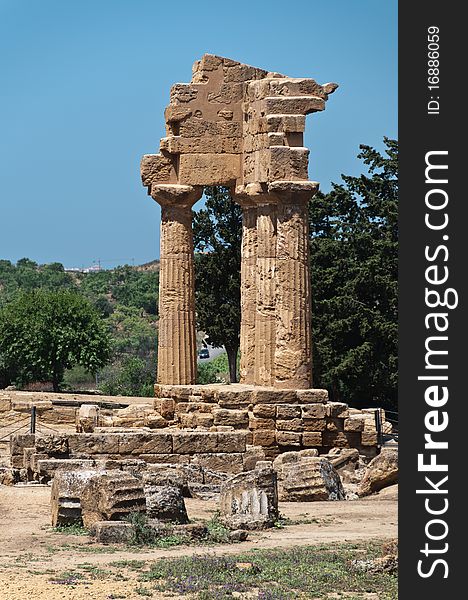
[193,187,242,382]
[0,289,111,391]
[309,137,398,409]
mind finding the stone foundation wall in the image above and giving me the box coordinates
[2,387,390,468]
[9,430,263,480]
[154,384,388,459]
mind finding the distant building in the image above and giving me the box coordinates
[65,265,103,273]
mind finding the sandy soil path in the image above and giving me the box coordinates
[0,484,397,600]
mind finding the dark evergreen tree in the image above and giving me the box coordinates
[309,138,398,409]
[193,187,242,383]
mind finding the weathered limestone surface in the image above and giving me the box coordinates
[272,183,316,388]
[50,468,104,526]
[145,485,189,523]
[141,55,338,388]
[358,448,398,497]
[219,462,279,529]
[156,185,202,386]
[254,198,277,386]
[273,453,345,502]
[80,471,146,528]
[238,201,257,384]
[92,521,134,544]
[77,404,100,433]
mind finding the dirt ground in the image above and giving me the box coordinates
[0,483,397,600]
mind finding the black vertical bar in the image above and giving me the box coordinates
[374,409,383,448]
[30,405,36,434]
[400,1,464,597]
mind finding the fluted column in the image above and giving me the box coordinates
[151,184,202,385]
[238,200,258,384]
[254,196,277,387]
[270,181,318,389]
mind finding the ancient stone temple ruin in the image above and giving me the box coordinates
[1,57,393,538]
[141,53,338,389]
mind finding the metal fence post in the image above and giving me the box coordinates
[30,405,36,434]
[374,408,383,448]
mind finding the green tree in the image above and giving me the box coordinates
[193,187,242,383]
[99,356,155,397]
[106,305,157,359]
[309,138,398,409]
[0,289,111,391]
[0,259,76,306]
[78,266,159,315]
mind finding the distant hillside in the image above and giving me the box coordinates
[0,258,159,315]
[134,260,160,272]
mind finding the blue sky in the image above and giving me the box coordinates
[0,0,397,268]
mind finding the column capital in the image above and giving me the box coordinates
[268,180,319,204]
[150,184,203,208]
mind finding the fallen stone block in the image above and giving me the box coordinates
[358,448,398,497]
[172,523,207,540]
[273,450,319,473]
[92,521,134,544]
[242,445,267,471]
[77,404,100,433]
[219,462,279,530]
[145,485,189,523]
[144,463,229,493]
[274,455,345,502]
[50,468,104,527]
[80,471,146,528]
[188,482,222,500]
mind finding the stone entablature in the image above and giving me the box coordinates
[141,55,338,388]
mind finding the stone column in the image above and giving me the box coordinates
[254,196,277,387]
[151,184,203,385]
[269,181,318,389]
[238,200,257,384]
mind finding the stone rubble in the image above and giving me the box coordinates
[80,471,147,528]
[219,462,279,529]
[273,451,345,502]
[358,447,398,497]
